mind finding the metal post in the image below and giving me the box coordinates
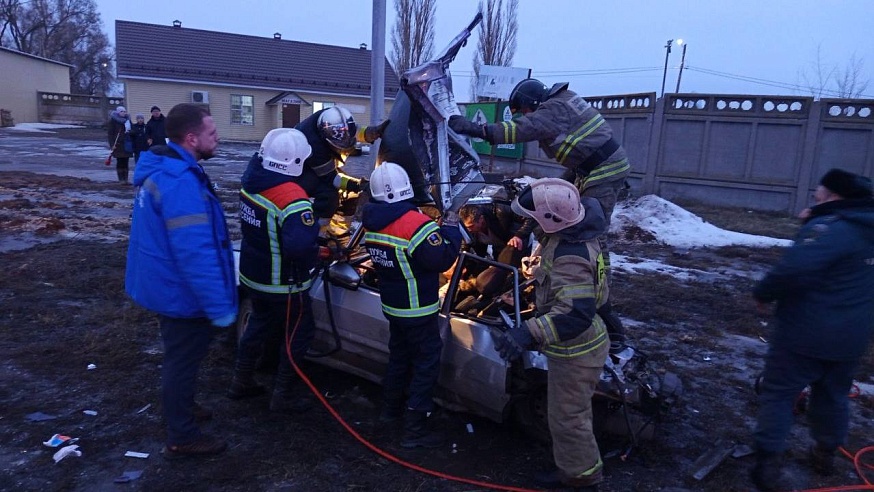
[660,39,673,98]
[675,43,687,93]
[370,0,386,125]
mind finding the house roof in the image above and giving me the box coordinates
[0,46,73,68]
[115,20,399,99]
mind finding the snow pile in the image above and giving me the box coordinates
[610,195,792,249]
[5,123,85,133]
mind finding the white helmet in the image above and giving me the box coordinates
[317,106,357,151]
[369,162,413,204]
[259,128,312,177]
[511,178,585,233]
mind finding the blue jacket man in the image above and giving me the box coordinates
[362,162,461,449]
[228,128,321,414]
[751,168,874,491]
[126,103,236,459]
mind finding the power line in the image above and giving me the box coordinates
[687,65,874,99]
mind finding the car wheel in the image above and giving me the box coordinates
[512,386,551,444]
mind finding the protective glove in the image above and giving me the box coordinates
[362,119,391,143]
[491,312,535,362]
[448,115,486,139]
[211,312,237,328]
[333,174,367,193]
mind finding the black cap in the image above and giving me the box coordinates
[150,106,160,112]
[820,168,873,199]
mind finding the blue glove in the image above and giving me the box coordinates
[211,312,237,328]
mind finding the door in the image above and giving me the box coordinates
[282,104,301,128]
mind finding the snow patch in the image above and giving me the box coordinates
[5,123,86,133]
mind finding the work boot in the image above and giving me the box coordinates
[227,372,266,400]
[400,410,443,449]
[809,444,836,476]
[379,398,404,423]
[161,434,227,460]
[751,450,781,492]
[535,467,602,490]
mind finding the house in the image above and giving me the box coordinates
[115,20,399,141]
[0,46,71,124]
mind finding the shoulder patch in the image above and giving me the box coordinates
[427,231,443,246]
[301,211,315,227]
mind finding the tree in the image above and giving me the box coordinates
[389,0,436,77]
[471,0,518,101]
[0,0,115,95]
[797,44,869,100]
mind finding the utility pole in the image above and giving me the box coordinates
[370,0,386,125]
[675,40,687,93]
[660,39,673,98]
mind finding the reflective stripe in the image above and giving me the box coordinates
[364,230,426,314]
[142,177,161,204]
[166,213,208,230]
[573,457,603,478]
[382,301,439,317]
[542,319,608,358]
[408,222,439,255]
[240,274,312,294]
[310,158,335,177]
[556,283,595,300]
[582,158,630,186]
[499,121,517,143]
[241,190,283,285]
[278,200,312,222]
[556,114,605,164]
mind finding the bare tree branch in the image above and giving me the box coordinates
[471,0,518,101]
[797,43,869,100]
[389,0,436,77]
[0,0,114,94]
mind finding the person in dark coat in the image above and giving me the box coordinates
[107,106,132,184]
[146,106,167,148]
[130,113,150,164]
[751,168,874,491]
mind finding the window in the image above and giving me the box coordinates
[231,95,254,125]
[313,101,336,112]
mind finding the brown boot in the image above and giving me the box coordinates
[227,372,266,400]
[161,434,227,460]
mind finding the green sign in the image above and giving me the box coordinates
[461,102,524,159]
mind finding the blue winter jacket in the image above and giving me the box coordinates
[753,198,874,360]
[125,142,238,323]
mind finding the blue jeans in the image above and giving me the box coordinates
[383,314,443,413]
[754,345,858,453]
[159,315,215,446]
[236,293,315,378]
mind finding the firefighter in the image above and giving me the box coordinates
[361,162,462,448]
[492,178,610,491]
[295,106,390,228]
[449,78,630,350]
[228,128,321,414]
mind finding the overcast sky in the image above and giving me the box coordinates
[96,0,874,100]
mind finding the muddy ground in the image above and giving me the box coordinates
[0,128,872,492]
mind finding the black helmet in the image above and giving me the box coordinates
[509,78,548,114]
[317,107,357,151]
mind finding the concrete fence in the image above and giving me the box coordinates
[483,92,874,214]
[37,92,125,127]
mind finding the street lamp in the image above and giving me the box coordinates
[675,39,688,93]
[660,39,673,98]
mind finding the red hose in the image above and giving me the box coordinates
[283,291,543,492]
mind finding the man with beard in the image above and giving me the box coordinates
[126,103,236,459]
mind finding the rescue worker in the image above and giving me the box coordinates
[361,162,462,448]
[449,78,630,349]
[492,178,610,491]
[751,168,874,491]
[295,106,390,227]
[228,128,321,414]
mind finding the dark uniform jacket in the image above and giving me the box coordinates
[295,109,348,219]
[526,197,610,362]
[145,114,167,148]
[362,200,462,320]
[239,153,320,300]
[130,122,149,153]
[754,197,874,361]
[484,88,630,191]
